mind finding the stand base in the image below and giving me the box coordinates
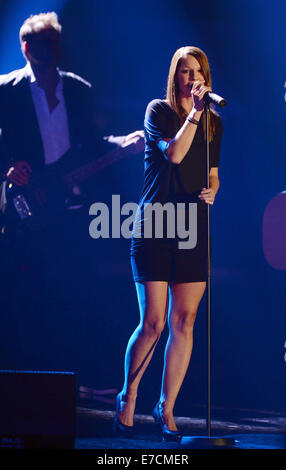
[180,436,237,449]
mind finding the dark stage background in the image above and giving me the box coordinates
[0,0,285,419]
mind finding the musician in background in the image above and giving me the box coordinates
[0,12,142,207]
[0,12,142,369]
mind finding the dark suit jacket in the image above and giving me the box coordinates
[0,64,96,175]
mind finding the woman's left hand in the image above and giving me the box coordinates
[198,187,216,205]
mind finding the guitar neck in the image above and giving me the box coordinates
[62,144,135,188]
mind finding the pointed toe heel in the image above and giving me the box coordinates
[152,402,182,442]
[113,392,135,438]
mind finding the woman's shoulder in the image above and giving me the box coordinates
[145,98,174,113]
[145,99,177,123]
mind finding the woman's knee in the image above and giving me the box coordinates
[136,281,168,338]
[170,308,198,336]
[141,315,166,337]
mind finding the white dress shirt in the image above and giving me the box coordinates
[27,63,71,165]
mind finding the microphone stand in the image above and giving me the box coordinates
[180,103,236,449]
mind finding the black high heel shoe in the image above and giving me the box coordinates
[152,402,182,442]
[113,392,135,437]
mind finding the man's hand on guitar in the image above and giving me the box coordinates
[104,130,144,154]
[6,160,32,186]
[121,130,145,153]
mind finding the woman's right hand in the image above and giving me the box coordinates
[6,160,32,186]
[191,80,212,112]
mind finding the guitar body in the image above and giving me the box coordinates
[262,191,286,271]
[3,161,73,235]
[5,176,65,232]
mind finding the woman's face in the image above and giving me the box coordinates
[176,54,205,97]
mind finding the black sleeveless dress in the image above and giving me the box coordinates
[130,99,222,283]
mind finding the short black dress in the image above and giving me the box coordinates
[130,99,222,283]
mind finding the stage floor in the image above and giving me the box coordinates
[75,406,286,450]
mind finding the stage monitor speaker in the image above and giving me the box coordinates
[0,370,76,449]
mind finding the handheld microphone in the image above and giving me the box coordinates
[189,83,227,108]
[204,92,227,108]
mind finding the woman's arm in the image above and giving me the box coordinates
[157,108,203,164]
[158,81,211,165]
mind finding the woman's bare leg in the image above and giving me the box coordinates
[158,281,206,431]
[118,281,169,426]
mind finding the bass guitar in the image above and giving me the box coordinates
[1,136,144,235]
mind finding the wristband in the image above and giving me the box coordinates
[187,116,200,125]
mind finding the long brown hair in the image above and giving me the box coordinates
[166,46,218,141]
